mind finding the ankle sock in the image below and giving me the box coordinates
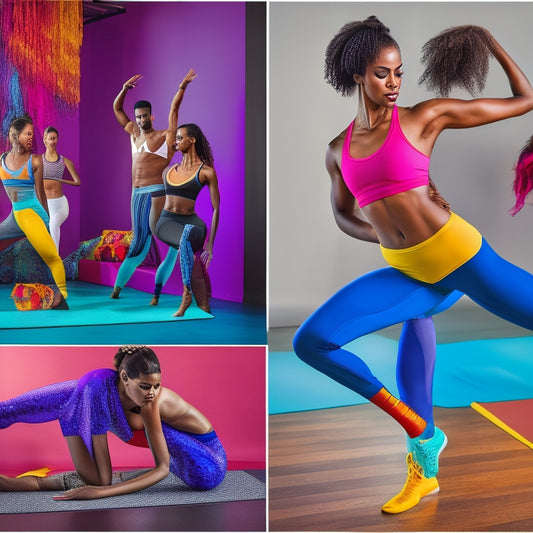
[370,388,426,438]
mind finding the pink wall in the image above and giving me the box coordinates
[0,345,265,475]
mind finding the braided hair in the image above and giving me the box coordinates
[418,25,494,97]
[113,345,161,378]
[178,123,214,167]
[324,16,400,96]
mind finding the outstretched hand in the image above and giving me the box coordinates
[179,68,198,90]
[123,74,143,90]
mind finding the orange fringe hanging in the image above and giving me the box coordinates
[3,0,82,123]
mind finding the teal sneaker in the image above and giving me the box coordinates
[407,426,447,479]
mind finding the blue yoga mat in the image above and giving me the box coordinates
[0,281,213,329]
[269,334,533,414]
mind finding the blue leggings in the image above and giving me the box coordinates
[113,185,163,290]
[294,239,533,429]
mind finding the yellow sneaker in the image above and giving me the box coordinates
[381,453,439,514]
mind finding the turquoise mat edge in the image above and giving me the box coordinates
[269,334,533,415]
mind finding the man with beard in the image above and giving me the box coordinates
[110,70,196,299]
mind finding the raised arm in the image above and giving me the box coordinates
[167,69,198,145]
[326,141,379,243]
[62,157,81,186]
[113,75,142,131]
[202,167,220,268]
[421,32,533,132]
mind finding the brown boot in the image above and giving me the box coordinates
[174,286,192,317]
[191,256,212,313]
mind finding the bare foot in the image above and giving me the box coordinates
[173,288,192,317]
[110,287,121,299]
[150,295,159,306]
[52,292,69,310]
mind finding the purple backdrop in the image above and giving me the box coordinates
[1,2,246,303]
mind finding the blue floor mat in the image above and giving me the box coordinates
[269,334,533,414]
[0,281,266,345]
[0,281,212,328]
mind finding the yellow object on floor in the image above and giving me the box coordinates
[16,467,51,478]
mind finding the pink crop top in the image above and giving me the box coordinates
[341,106,430,207]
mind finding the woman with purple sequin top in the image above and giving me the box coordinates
[0,346,227,500]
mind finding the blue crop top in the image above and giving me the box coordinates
[341,106,430,207]
[165,162,205,200]
[0,153,35,187]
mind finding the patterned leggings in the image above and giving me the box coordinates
[113,185,164,290]
[154,210,207,295]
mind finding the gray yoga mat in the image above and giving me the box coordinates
[0,470,265,514]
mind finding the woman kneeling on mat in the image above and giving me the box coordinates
[0,346,227,499]
[151,123,220,317]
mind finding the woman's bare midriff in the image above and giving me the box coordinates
[44,179,63,199]
[164,196,196,216]
[362,186,452,249]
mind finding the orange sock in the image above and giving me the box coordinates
[370,388,426,438]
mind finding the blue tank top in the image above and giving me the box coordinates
[0,153,35,187]
[165,162,205,200]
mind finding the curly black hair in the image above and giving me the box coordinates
[324,15,400,96]
[418,25,494,97]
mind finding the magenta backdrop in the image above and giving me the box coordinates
[0,2,246,302]
[0,345,266,474]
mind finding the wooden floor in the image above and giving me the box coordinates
[269,405,533,531]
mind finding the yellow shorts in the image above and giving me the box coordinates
[380,212,482,284]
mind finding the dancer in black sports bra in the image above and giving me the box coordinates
[151,123,220,317]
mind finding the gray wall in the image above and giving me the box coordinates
[269,2,533,327]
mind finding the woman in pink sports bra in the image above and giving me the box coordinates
[293,16,533,514]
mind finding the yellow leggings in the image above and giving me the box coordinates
[13,206,67,299]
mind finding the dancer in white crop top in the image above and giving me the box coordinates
[110,69,197,299]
